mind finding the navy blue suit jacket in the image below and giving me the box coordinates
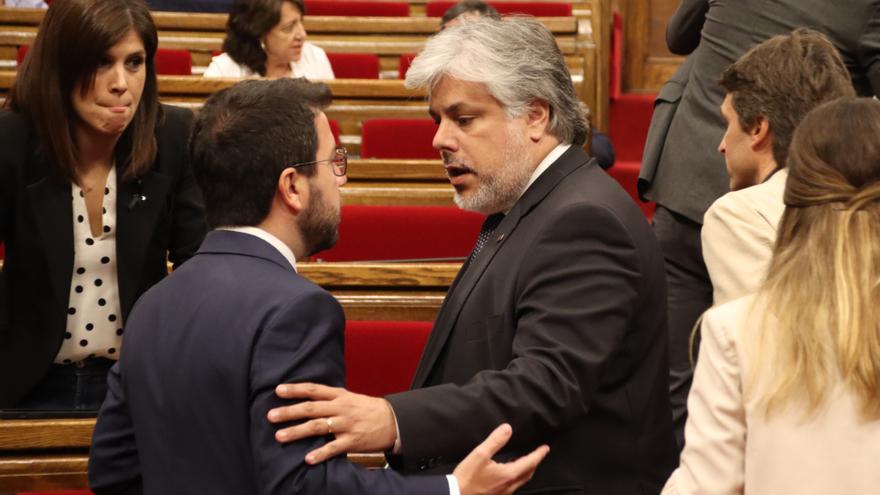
[89,230,447,494]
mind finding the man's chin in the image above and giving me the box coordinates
[306,231,340,258]
[454,191,497,214]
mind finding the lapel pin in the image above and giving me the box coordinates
[496,233,505,243]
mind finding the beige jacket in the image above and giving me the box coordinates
[701,169,787,306]
[663,296,880,494]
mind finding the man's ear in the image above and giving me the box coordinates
[526,99,552,142]
[277,167,309,215]
[750,116,772,151]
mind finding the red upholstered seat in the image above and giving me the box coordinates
[426,1,572,17]
[305,0,410,16]
[18,491,93,495]
[154,48,192,75]
[345,321,432,396]
[607,161,655,220]
[328,118,341,146]
[398,53,416,79]
[16,45,29,66]
[610,10,623,100]
[314,205,484,262]
[326,52,380,79]
[360,118,439,159]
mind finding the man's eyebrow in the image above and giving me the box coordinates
[432,102,467,115]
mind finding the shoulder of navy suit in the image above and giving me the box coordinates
[196,230,297,273]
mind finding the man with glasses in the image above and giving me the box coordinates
[89,78,547,494]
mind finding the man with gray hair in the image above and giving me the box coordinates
[269,17,678,494]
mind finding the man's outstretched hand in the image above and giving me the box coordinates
[455,424,549,495]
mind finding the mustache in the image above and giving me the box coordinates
[441,151,474,172]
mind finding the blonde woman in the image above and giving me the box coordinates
[664,97,880,494]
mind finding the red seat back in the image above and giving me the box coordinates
[17,45,29,66]
[326,52,380,79]
[328,118,341,146]
[315,205,484,262]
[18,491,93,495]
[398,53,417,79]
[606,161,655,220]
[610,10,623,100]
[305,0,410,16]
[361,118,439,159]
[426,1,571,17]
[345,321,432,396]
[154,48,192,75]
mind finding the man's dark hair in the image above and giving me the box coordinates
[719,28,855,168]
[440,0,501,28]
[223,0,306,76]
[189,78,331,228]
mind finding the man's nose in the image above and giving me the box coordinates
[432,121,456,152]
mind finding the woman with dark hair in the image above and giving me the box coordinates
[204,0,334,79]
[0,0,207,410]
[663,97,880,493]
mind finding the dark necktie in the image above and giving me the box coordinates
[470,213,505,261]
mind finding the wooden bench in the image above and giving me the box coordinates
[0,5,609,130]
[0,420,378,492]
[299,261,456,321]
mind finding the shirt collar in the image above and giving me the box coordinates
[503,143,572,214]
[216,226,298,272]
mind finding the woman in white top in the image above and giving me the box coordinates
[205,0,334,80]
[664,97,880,494]
[0,0,206,410]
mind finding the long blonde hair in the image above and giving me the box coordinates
[749,97,880,420]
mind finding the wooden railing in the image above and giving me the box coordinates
[0,4,611,130]
[0,418,386,493]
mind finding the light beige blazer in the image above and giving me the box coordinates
[663,296,880,494]
[701,169,787,306]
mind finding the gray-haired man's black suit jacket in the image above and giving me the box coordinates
[387,146,679,494]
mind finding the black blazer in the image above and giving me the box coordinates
[89,231,447,494]
[0,105,208,407]
[388,146,679,494]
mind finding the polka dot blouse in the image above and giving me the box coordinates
[56,167,124,364]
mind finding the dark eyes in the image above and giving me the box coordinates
[99,54,145,71]
[429,114,476,127]
[125,55,145,70]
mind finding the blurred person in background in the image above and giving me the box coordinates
[439,0,500,29]
[204,0,335,80]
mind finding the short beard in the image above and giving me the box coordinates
[451,125,534,214]
[299,183,340,257]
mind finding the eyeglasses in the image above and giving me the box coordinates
[291,147,348,177]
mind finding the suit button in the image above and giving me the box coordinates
[418,459,429,471]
